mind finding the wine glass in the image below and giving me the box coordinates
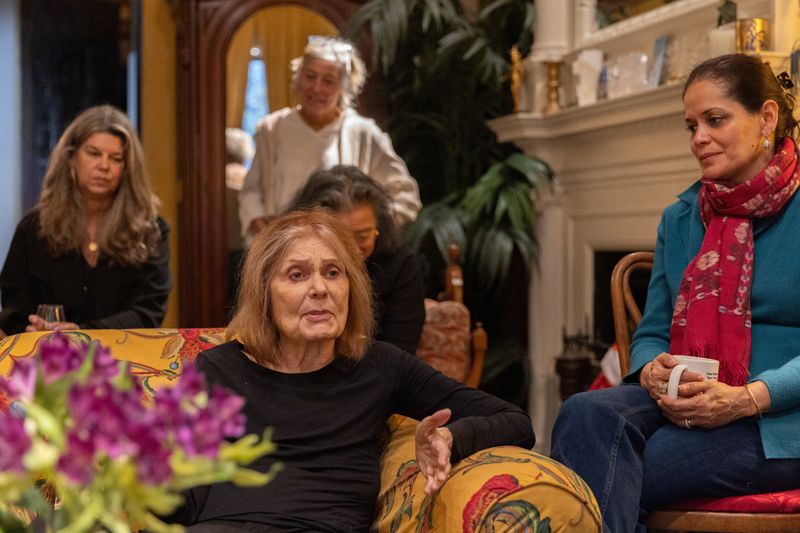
[36,304,65,329]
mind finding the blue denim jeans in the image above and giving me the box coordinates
[550,385,800,533]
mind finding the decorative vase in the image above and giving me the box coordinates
[736,18,770,53]
[572,49,603,107]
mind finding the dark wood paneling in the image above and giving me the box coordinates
[21,0,128,211]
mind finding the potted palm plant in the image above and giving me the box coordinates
[347,0,553,403]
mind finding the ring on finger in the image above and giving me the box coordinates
[684,418,692,429]
[657,381,668,395]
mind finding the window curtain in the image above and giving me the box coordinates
[226,6,338,129]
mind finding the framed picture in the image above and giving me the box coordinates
[649,34,671,87]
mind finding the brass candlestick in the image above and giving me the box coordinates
[544,61,562,114]
[510,46,524,112]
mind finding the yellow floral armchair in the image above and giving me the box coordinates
[0,329,601,532]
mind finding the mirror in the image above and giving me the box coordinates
[175,0,358,326]
[596,0,678,30]
[224,5,337,310]
[574,0,712,49]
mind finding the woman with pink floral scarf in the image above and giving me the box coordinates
[551,54,800,533]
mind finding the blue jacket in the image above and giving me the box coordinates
[631,180,800,459]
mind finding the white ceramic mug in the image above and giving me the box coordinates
[667,355,719,399]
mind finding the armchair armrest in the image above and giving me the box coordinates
[376,415,601,532]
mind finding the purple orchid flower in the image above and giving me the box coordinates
[0,414,31,472]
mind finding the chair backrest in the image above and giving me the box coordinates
[416,244,486,388]
[610,251,654,376]
[609,254,800,531]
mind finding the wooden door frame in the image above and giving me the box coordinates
[175,0,365,326]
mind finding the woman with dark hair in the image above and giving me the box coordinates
[290,165,425,353]
[169,209,534,531]
[0,105,170,336]
[550,54,800,532]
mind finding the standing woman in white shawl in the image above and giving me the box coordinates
[239,36,421,240]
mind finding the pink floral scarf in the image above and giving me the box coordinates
[669,138,800,385]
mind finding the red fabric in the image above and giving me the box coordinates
[588,373,613,391]
[589,344,620,390]
[669,138,800,385]
[669,488,800,513]
[462,474,520,532]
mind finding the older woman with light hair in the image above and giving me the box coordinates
[289,165,425,353]
[0,105,170,336]
[167,209,533,531]
[238,36,421,240]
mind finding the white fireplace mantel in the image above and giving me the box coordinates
[490,83,684,142]
[491,83,700,453]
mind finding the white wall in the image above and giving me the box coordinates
[0,0,21,263]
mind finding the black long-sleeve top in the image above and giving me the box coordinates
[0,210,171,334]
[171,340,535,531]
[366,246,425,353]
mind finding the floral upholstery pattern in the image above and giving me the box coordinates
[1,329,601,531]
[377,415,601,533]
[416,299,471,382]
[0,328,225,396]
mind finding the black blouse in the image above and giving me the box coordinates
[168,340,535,530]
[0,210,171,334]
[366,246,425,353]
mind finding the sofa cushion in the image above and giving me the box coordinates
[668,489,800,513]
[2,330,601,532]
[377,415,601,532]
[0,328,226,397]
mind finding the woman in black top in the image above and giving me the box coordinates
[169,210,534,531]
[290,165,425,353]
[0,105,170,336]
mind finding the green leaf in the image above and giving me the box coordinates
[141,512,187,533]
[0,510,28,533]
[17,485,52,517]
[468,225,514,296]
[58,497,104,533]
[501,182,534,230]
[404,202,467,262]
[230,463,282,487]
[24,403,64,449]
[75,340,99,382]
[219,430,278,464]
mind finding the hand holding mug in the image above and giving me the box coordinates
[666,355,719,399]
[641,353,703,400]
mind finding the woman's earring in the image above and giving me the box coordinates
[762,136,774,151]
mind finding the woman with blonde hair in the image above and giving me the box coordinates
[167,209,533,530]
[238,36,421,240]
[0,105,170,335]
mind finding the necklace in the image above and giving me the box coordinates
[87,242,99,253]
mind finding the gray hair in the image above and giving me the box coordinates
[225,127,255,165]
[290,36,367,108]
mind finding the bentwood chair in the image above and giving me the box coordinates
[611,251,800,532]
